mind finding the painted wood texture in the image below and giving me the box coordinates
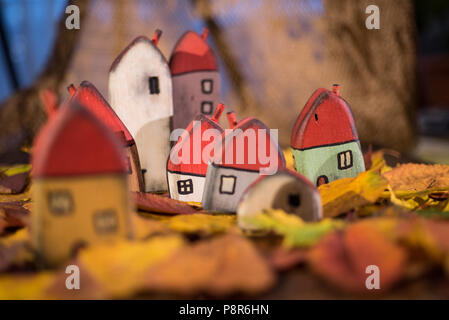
[291,85,365,187]
[32,102,133,266]
[202,115,286,213]
[237,169,322,230]
[109,30,173,192]
[170,28,220,131]
[68,81,144,192]
[167,104,225,202]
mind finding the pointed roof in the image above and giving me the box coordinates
[68,81,134,146]
[212,117,285,172]
[33,102,127,178]
[110,31,166,73]
[291,85,359,150]
[169,29,218,75]
[167,104,225,176]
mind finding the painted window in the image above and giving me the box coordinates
[48,190,73,215]
[201,79,213,94]
[288,193,301,208]
[149,76,160,94]
[201,101,213,115]
[177,179,193,195]
[93,209,118,234]
[219,175,236,195]
[338,150,353,170]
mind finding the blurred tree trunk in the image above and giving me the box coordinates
[0,0,90,157]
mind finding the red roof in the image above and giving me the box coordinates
[213,118,285,172]
[167,114,223,176]
[169,30,218,75]
[33,102,127,178]
[291,87,359,150]
[69,81,134,146]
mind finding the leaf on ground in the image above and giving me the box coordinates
[0,272,55,300]
[318,158,388,218]
[0,165,31,195]
[308,221,406,293]
[48,235,185,299]
[395,217,449,261]
[267,247,308,271]
[384,164,449,195]
[0,229,34,273]
[283,148,295,171]
[0,173,29,195]
[142,234,275,296]
[133,192,198,215]
[0,202,30,235]
[143,213,239,236]
[243,209,343,248]
[132,212,173,240]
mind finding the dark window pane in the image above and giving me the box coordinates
[149,76,160,94]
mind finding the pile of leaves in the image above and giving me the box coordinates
[1,151,449,299]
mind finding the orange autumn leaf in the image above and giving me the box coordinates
[308,222,406,293]
[142,234,275,296]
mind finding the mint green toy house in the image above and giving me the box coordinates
[290,85,365,186]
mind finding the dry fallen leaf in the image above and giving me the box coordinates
[318,158,388,218]
[384,164,449,195]
[143,234,275,296]
[308,221,406,293]
[46,235,185,299]
[0,272,55,300]
[144,213,239,236]
[245,209,342,248]
[133,192,198,215]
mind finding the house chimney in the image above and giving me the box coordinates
[211,103,225,123]
[152,29,162,46]
[67,84,76,97]
[332,84,341,96]
[201,28,209,41]
[227,111,238,129]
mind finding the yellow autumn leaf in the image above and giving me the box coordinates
[75,235,185,298]
[0,272,55,300]
[283,148,295,171]
[246,209,343,248]
[142,212,239,236]
[319,159,388,218]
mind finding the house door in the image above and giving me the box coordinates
[316,175,329,186]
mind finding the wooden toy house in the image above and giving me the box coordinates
[167,104,225,203]
[169,28,220,131]
[108,30,173,192]
[68,81,144,192]
[202,114,286,213]
[291,84,365,186]
[32,101,133,266]
[237,168,322,230]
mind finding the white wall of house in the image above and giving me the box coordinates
[167,171,205,203]
[109,39,173,192]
